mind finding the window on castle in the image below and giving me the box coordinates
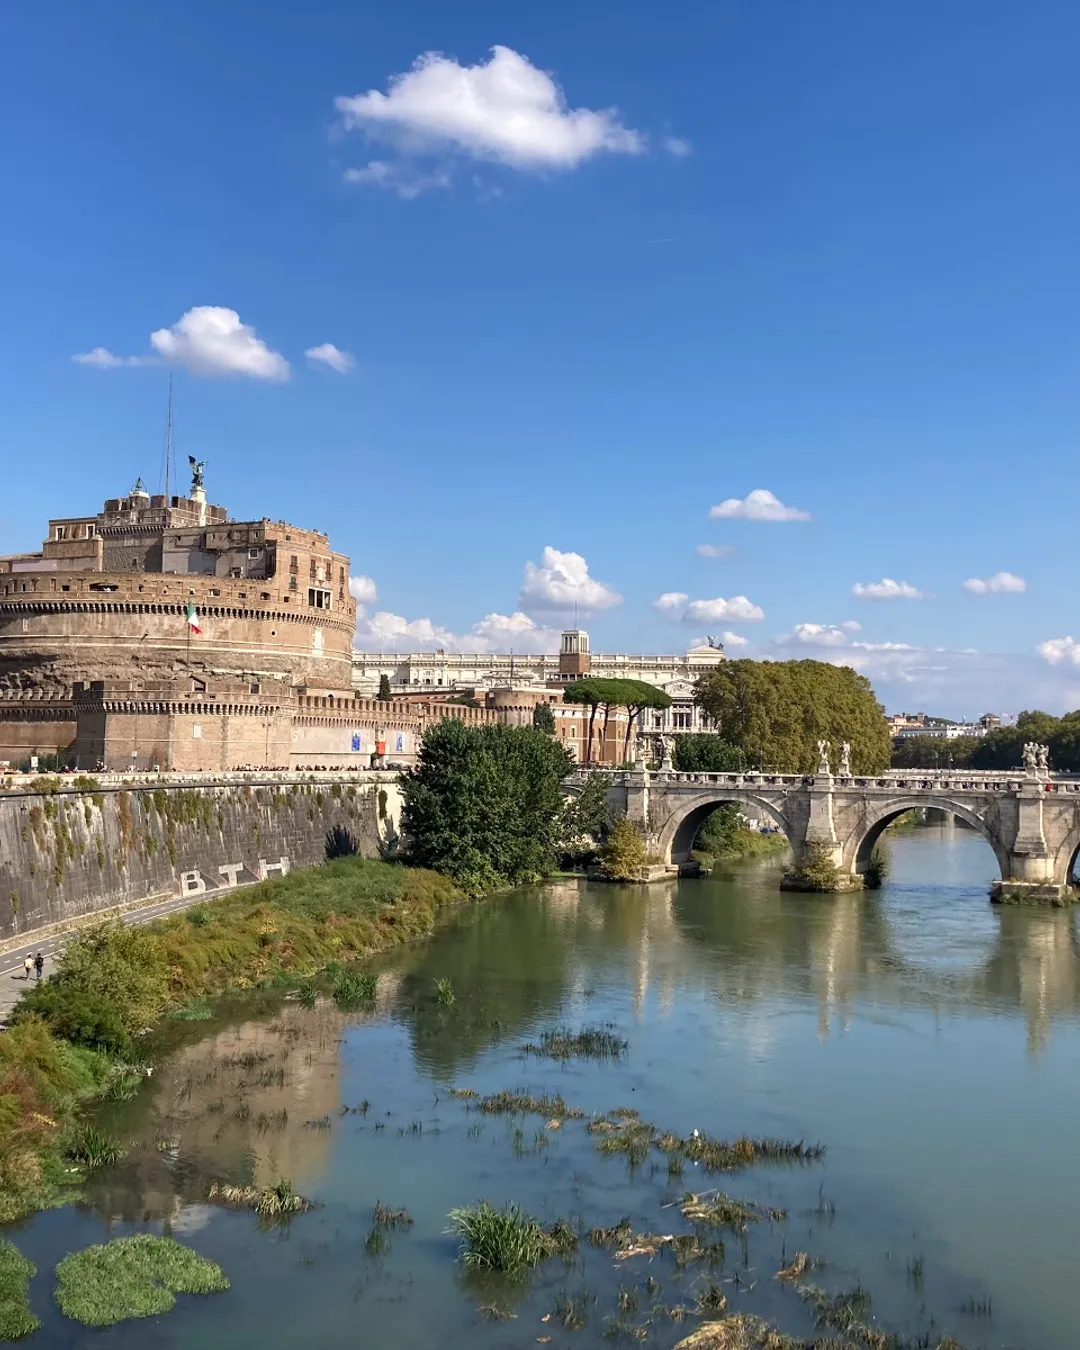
[308,587,331,610]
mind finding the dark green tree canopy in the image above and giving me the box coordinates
[400,719,574,894]
[889,710,1080,772]
[672,734,746,773]
[694,659,891,773]
[890,735,983,769]
[377,674,392,701]
[532,701,556,734]
[564,678,673,762]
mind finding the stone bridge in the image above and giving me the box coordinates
[574,767,1080,903]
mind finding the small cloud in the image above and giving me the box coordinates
[841,620,862,631]
[719,630,750,647]
[1037,636,1080,666]
[708,489,811,523]
[349,575,378,606]
[149,307,289,380]
[695,543,734,559]
[684,595,764,623]
[777,622,851,648]
[964,571,1026,595]
[518,546,621,615]
[663,136,692,157]
[852,578,926,601]
[344,160,453,198]
[72,347,151,369]
[306,343,355,374]
[654,591,689,615]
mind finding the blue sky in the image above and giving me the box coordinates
[2,0,1078,716]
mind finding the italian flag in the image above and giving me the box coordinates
[186,601,202,636]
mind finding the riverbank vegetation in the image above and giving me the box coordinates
[54,1234,229,1327]
[0,1239,39,1339]
[694,661,891,773]
[692,804,788,865]
[1,856,462,1221]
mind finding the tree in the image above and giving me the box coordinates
[562,771,611,842]
[673,734,746,772]
[694,659,891,773]
[564,678,672,764]
[377,674,392,702]
[400,719,574,894]
[598,817,649,881]
[532,701,556,734]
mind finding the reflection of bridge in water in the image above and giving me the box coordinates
[577,767,1080,902]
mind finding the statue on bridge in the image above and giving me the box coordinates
[1037,743,1050,772]
[837,741,852,777]
[816,740,832,775]
[634,733,651,770]
[655,734,676,771]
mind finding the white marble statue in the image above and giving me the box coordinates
[816,739,831,775]
[838,741,852,777]
[1037,743,1050,772]
[1022,741,1038,772]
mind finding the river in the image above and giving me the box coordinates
[10,824,1080,1348]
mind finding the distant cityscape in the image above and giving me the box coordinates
[887,711,1004,741]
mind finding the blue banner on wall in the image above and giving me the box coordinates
[351,733,362,752]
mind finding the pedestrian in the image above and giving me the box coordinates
[22,953,33,980]
[34,952,44,981]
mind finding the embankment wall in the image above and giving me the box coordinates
[0,773,400,945]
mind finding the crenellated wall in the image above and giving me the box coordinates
[0,773,402,946]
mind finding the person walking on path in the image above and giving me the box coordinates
[34,952,44,981]
[22,953,33,980]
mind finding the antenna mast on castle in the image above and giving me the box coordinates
[162,374,174,501]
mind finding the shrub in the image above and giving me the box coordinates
[793,844,842,892]
[863,848,889,889]
[598,817,649,882]
[54,1235,229,1327]
[0,1239,39,1340]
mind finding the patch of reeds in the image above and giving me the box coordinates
[331,971,377,1007]
[657,1131,823,1174]
[434,976,456,1007]
[474,1090,584,1120]
[552,1287,594,1330]
[0,1238,40,1340]
[372,1202,413,1229]
[589,1221,723,1267]
[681,1191,787,1230]
[522,1025,629,1061]
[168,996,213,1021]
[774,1251,818,1282]
[446,1202,577,1275]
[54,1234,229,1327]
[66,1123,125,1168]
[296,979,318,1009]
[207,1178,315,1219]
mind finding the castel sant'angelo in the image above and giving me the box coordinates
[0,464,489,771]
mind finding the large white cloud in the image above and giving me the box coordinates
[1037,637,1080,666]
[708,489,810,523]
[852,578,926,601]
[518,547,621,615]
[335,46,644,172]
[306,343,355,373]
[964,571,1026,595]
[354,607,559,654]
[75,307,290,380]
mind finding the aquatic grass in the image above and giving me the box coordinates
[207,1178,315,1220]
[296,979,318,1009]
[54,1235,229,1327]
[447,1202,577,1275]
[681,1191,787,1230]
[553,1287,594,1329]
[332,971,377,1008]
[656,1131,823,1174]
[168,996,213,1021]
[0,1239,40,1340]
[372,1202,413,1229]
[522,1025,629,1061]
[475,1090,584,1120]
[66,1123,125,1168]
[434,976,456,1006]
[774,1251,817,1281]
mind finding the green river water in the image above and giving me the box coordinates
[8,824,1080,1348]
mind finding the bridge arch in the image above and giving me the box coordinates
[657,792,794,866]
[845,796,1009,881]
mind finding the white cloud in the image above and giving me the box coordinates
[719,630,750,647]
[695,543,734,559]
[354,607,559,653]
[777,622,852,648]
[306,343,355,373]
[841,620,862,631]
[335,46,644,173]
[708,489,811,523]
[964,571,1026,595]
[1037,637,1080,666]
[518,546,621,614]
[343,159,452,198]
[851,578,926,601]
[72,347,151,369]
[348,575,378,606]
[149,307,289,380]
[684,595,765,623]
[654,591,689,615]
[664,136,692,157]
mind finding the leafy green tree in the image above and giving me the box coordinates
[532,701,556,734]
[17,922,169,1054]
[598,817,649,881]
[694,659,891,773]
[564,678,672,763]
[673,734,746,772]
[562,771,610,842]
[377,674,392,702]
[400,719,574,894]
